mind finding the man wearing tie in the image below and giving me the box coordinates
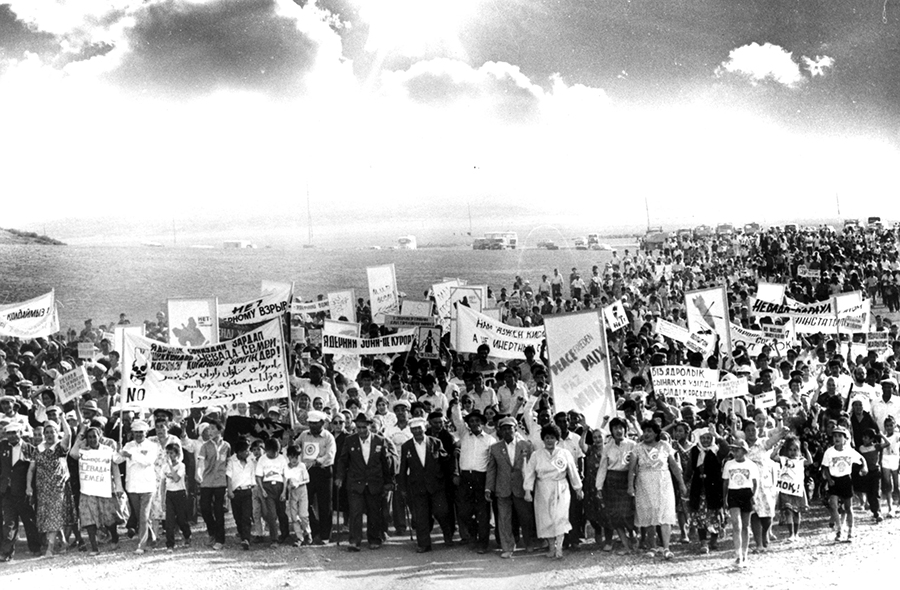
[0,423,40,561]
[486,417,536,558]
[335,413,396,552]
[398,417,454,552]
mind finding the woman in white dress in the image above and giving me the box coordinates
[524,424,583,559]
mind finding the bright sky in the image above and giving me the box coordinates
[1,0,899,229]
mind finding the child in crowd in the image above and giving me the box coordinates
[256,438,289,547]
[772,435,811,542]
[283,445,312,547]
[250,440,266,540]
[881,417,900,516]
[723,439,758,569]
[822,426,867,542]
[856,427,887,522]
[163,442,192,551]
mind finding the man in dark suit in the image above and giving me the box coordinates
[398,418,454,552]
[0,423,40,561]
[485,417,536,558]
[427,411,459,541]
[335,413,396,552]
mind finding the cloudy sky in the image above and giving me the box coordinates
[2,0,899,237]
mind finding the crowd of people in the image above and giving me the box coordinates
[3,221,900,572]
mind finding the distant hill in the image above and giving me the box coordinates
[0,228,65,245]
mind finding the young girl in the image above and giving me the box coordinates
[723,439,759,569]
[255,438,289,547]
[881,417,900,516]
[822,426,867,542]
[249,440,266,541]
[771,435,811,542]
[163,443,193,551]
[282,445,312,547]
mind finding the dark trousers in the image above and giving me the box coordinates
[231,489,253,542]
[165,490,192,548]
[349,488,383,547]
[0,493,40,558]
[565,480,584,547]
[860,468,882,515]
[458,471,490,549]
[261,482,289,541]
[409,489,451,548]
[200,487,226,544]
[308,467,333,541]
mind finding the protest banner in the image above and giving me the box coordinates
[796,265,818,279]
[323,319,361,338]
[730,323,790,357]
[650,365,719,400]
[449,286,487,317]
[685,286,732,354]
[290,325,306,343]
[543,311,615,428]
[686,332,715,355]
[79,447,113,498]
[223,416,289,448]
[716,377,749,400]
[328,290,356,323]
[384,314,435,329]
[220,286,292,328]
[602,300,629,332]
[55,365,92,404]
[122,319,290,408]
[168,298,218,347]
[868,331,890,352]
[114,325,145,357]
[750,293,868,334]
[455,305,545,360]
[333,354,362,379]
[756,283,786,305]
[417,326,442,360]
[321,330,416,356]
[656,318,690,344]
[753,389,777,409]
[367,264,399,324]
[401,300,434,317]
[77,342,95,360]
[291,299,330,315]
[261,280,293,297]
[0,291,59,339]
[308,329,323,348]
[432,279,460,331]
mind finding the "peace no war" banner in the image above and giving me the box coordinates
[0,291,59,339]
[455,305,545,360]
[122,319,290,408]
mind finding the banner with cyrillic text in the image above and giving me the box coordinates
[455,305,545,359]
[543,311,615,428]
[79,447,113,498]
[168,298,218,346]
[656,318,690,344]
[603,300,629,332]
[0,291,59,338]
[321,330,416,356]
[220,286,292,325]
[291,299,330,315]
[122,319,289,408]
[55,366,92,405]
[716,377,749,400]
[750,294,869,334]
[367,264,399,324]
[650,365,719,400]
[432,279,460,332]
[328,290,356,323]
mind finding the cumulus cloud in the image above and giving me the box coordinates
[803,55,835,77]
[716,42,805,87]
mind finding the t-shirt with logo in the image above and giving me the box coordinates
[821,446,863,478]
[722,459,759,490]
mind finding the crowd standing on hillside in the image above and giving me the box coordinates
[3,222,900,571]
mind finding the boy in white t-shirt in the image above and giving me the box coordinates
[163,443,192,551]
[282,445,312,547]
[882,417,900,516]
[821,426,867,543]
[722,439,759,569]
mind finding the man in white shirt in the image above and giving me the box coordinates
[291,363,340,413]
[116,420,158,553]
[495,370,528,417]
[451,402,496,553]
[294,411,337,544]
[384,401,413,536]
[225,438,256,550]
[872,378,900,431]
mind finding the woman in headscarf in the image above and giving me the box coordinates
[596,417,636,554]
[628,420,686,560]
[26,421,77,555]
[523,424,584,559]
[686,425,728,553]
[70,427,121,556]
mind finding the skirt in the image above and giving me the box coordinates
[601,471,634,529]
[634,469,677,527]
[777,492,808,515]
[726,488,754,512]
[80,494,120,529]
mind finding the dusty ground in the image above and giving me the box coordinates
[2,503,898,590]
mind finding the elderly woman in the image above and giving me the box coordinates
[523,424,583,559]
[628,420,686,560]
[70,427,122,556]
[26,421,77,555]
[686,425,728,553]
[596,417,637,554]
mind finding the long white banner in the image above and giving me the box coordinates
[651,365,719,400]
[0,291,59,338]
[321,329,416,355]
[543,311,615,428]
[455,305,545,359]
[122,319,289,408]
[220,286,292,324]
[750,293,870,334]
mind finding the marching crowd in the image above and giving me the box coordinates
[3,222,900,572]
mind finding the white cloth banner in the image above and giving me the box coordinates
[716,377,749,400]
[656,318,690,344]
[328,290,356,323]
[603,300,629,332]
[122,319,289,408]
[367,264,399,324]
[432,280,460,332]
[321,330,416,355]
[543,311,615,428]
[685,286,731,354]
[55,366,92,404]
[750,293,869,334]
[756,283,786,305]
[0,291,59,338]
[650,365,719,400]
[79,447,113,498]
[168,298,218,346]
[219,287,291,325]
[455,305,545,359]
